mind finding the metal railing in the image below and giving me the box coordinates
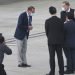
[6,32,46,44]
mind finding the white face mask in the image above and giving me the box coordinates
[31,13,35,16]
[62,7,65,11]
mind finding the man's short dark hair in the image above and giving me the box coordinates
[49,6,57,15]
[63,1,70,6]
[28,6,35,11]
[66,13,74,20]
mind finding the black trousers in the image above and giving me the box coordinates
[48,44,64,75]
[64,48,75,71]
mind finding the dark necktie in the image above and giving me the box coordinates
[27,16,32,39]
[29,16,32,26]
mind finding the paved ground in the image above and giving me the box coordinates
[0,0,75,75]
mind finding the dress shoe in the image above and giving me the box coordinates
[23,64,31,67]
[18,64,31,67]
[64,70,74,74]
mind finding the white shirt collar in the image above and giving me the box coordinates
[26,11,29,17]
[51,14,56,17]
[67,8,70,12]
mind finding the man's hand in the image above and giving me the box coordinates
[28,26,33,30]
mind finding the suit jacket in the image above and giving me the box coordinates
[14,12,29,40]
[64,20,75,48]
[61,8,75,22]
[45,16,64,45]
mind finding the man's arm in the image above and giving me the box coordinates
[45,20,48,38]
[2,44,12,55]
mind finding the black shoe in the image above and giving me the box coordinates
[64,70,74,74]
[18,64,23,67]
[23,64,31,67]
[18,64,31,67]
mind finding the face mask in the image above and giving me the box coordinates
[31,13,35,16]
[62,7,65,11]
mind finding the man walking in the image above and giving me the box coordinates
[45,6,64,75]
[14,6,35,67]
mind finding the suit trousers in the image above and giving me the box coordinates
[17,36,27,64]
[48,44,64,75]
[64,48,75,71]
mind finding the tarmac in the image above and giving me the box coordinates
[0,0,75,75]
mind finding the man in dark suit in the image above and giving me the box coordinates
[14,6,35,67]
[61,1,75,23]
[64,13,75,74]
[60,1,75,70]
[45,6,64,75]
